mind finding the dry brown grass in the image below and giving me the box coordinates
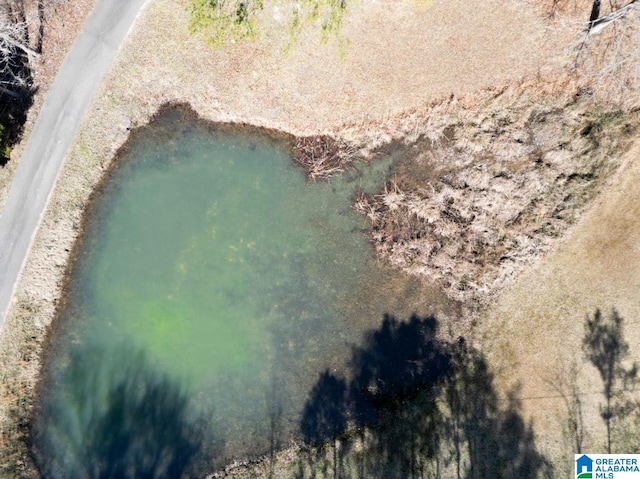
[353,84,638,303]
[476,138,640,472]
[0,0,631,476]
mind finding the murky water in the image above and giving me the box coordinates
[32,106,454,477]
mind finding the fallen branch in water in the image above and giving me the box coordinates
[291,135,358,181]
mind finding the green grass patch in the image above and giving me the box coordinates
[581,109,625,138]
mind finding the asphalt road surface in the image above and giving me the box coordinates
[0,0,149,330]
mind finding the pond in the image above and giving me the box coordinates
[31,105,454,477]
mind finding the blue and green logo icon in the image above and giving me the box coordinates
[576,454,593,478]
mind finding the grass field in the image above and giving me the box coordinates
[3,0,640,476]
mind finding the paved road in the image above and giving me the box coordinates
[0,0,149,329]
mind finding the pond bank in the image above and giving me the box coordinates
[30,104,462,475]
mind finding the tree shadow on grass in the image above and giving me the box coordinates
[298,313,552,479]
[582,308,638,454]
[31,344,219,479]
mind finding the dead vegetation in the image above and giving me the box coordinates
[352,84,638,302]
[546,0,640,107]
[341,0,640,303]
[0,294,45,479]
[291,135,359,180]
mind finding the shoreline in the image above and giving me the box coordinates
[0,0,151,332]
[31,102,465,475]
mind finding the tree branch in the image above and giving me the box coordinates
[0,84,22,98]
[587,0,639,36]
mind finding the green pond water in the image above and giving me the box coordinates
[32,107,453,477]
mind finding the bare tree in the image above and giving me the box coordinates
[589,0,601,25]
[0,19,34,96]
[586,0,638,35]
[0,1,40,97]
[0,0,62,163]
[569,0,640,107]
